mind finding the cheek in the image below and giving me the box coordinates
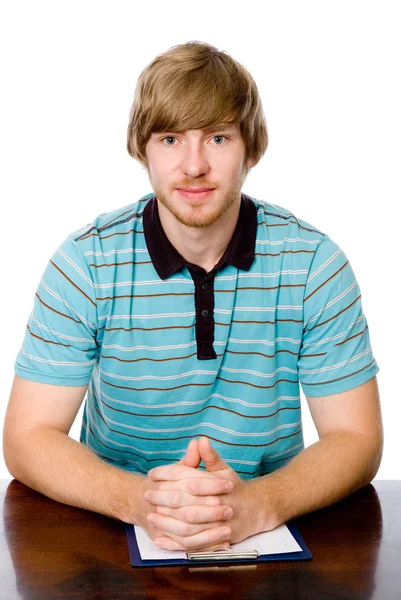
[221,156,244,175]
[151,158,176,180]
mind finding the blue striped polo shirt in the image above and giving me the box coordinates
[14,192,379,478]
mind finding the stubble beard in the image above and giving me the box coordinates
[149,164,249,229]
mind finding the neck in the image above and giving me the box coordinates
[157,198,241,273]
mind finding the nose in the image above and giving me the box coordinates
[179,141,210,179]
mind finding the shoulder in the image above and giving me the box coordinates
[70,193,153,244]
[247,194,327,241]
[246,194,342,259]
[245,195,348,274]
[46,193,154,286]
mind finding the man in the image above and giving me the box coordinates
[3,41,383,552]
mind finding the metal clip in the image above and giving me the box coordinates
[186,547,259,562]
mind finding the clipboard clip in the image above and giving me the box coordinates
[186,547,259,562]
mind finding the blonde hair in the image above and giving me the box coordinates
[127,41,268,168]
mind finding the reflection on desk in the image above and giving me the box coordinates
[1,479,400,600]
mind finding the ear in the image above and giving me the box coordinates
[246,156,257,169]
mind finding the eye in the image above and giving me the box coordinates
[161,136,177,145]
[212,135,228,144]
[159,134,229,146]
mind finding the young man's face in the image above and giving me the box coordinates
[144,123,256,228]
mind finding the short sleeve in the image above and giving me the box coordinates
[298,234,379,397]
[14,235,98,386]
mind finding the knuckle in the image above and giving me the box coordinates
[207,531,218,546]
[182,522,193,536]
[181,509,193,523]
[184,509,195,523]
[187,479,200,495]
[185,480,195,494]
[172,491,181,507]
[217,507,224,520]
[182,537,191,550]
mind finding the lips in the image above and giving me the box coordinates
[177,188,214,192]
[176,188,216,200]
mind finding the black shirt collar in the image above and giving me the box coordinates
[143,193,257,279]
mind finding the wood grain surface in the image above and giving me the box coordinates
[1,479,400,600]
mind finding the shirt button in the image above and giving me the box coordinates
[202,282,208,290]
[202,309,209,317]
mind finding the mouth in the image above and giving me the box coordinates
[176,188,216,200]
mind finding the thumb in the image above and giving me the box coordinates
[178,438,201,468]
[198,436,229,472]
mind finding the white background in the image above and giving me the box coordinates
[0,1,400,479]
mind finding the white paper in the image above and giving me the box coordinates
[134,524,302,560]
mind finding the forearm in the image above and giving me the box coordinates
[136,432,383,548]
[257,431,383,529]
[4,426,148,524]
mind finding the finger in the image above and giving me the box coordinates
[145,489,223,508]
[155,538,231,552]
[147,512,226,537]
[178,439,201,468]
[154,503,234,524]
[198,436,229,472]
[154,525,232,551]
[202,541,232,551]
[156,477,233,496]
[148,463,218,482]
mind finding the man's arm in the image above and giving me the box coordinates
[3,375,233,549]
[263,375,383,526]
[3,375,150,523]
[147,376,384,548]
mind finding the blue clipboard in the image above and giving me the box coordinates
[125,520,312,567]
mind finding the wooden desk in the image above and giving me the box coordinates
[1,479,400,599]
